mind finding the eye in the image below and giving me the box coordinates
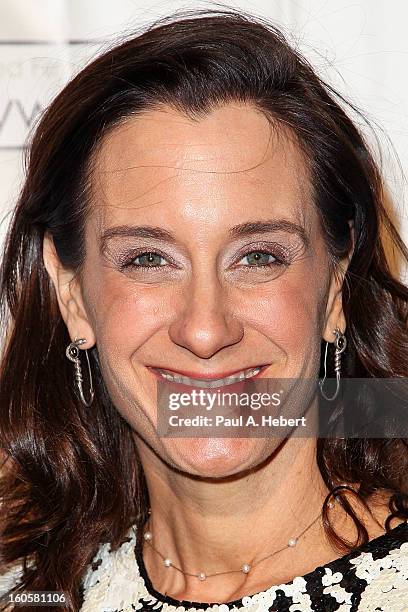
[122,251,167,268]
[238,249,285,267]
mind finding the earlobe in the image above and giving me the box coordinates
[322,221,353,342]
[322,261,348,343]
[323,300,346,343]
[42,232,96,349]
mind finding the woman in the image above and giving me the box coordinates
[1,7,408,611]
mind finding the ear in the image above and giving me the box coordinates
[42,231,96,349]
[322,220,354,342]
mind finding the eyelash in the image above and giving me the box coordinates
[237,249,287,269]
[119,246,289,271]
[119,250,172,271]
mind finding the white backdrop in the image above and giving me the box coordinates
[1,0,408,279]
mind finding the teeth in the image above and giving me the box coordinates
[156,366,262,388]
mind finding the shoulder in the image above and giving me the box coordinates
[0,562,24,594]
[0,559,34,609]
[306,520,408,611]
[347,524,408,609]
[0,525,142,611]
[80,523,148,612]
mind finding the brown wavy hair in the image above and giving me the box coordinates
[1,6,408,611]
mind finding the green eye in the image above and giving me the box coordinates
[240,251,280,266]
[131,252,166,267]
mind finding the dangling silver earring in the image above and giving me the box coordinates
[65,337,95,407]
[319,327,347,401]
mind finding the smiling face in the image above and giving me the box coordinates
[44,102,348,478]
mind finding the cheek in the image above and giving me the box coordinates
[89,279,171,352]
[235,277,324,346]
[229,264,328,379]
[84,278,170,408]
[85,280,171,434]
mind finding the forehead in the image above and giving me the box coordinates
[89,102,313,230]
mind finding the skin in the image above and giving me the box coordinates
[43,102,391,603]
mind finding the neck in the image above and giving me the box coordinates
[134,436,335,603]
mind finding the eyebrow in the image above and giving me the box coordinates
[100,225,177,255]
[228,219,309,247]
[99,218,309,254]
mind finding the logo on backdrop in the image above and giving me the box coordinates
[0,41,99,149]
[0,100,43,147]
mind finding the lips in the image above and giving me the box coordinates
[149,364,269,388]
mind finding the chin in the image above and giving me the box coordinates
[161,436,275,479]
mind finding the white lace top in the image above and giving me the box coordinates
[1,520,408,611]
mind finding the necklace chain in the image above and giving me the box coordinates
[142,505,332,582]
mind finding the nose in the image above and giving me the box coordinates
[168,277,244,359]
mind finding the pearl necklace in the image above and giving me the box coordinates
[142,504,333,582]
